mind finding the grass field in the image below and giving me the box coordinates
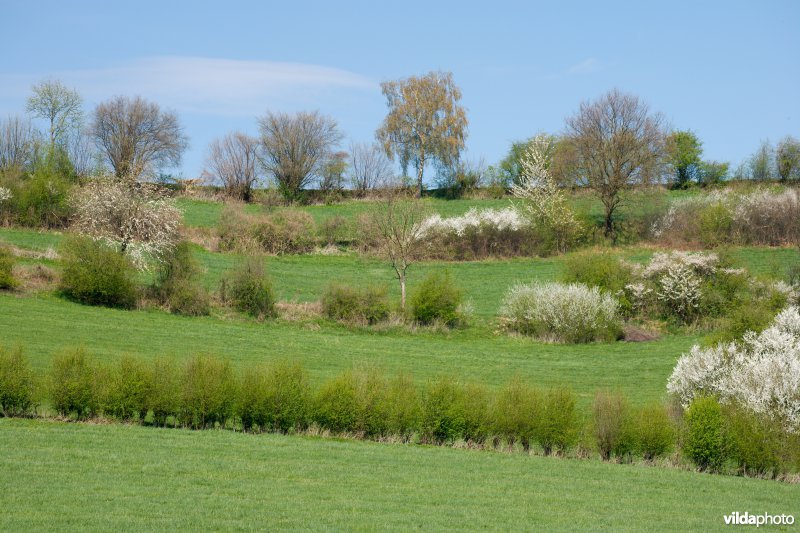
[1,418,797,531]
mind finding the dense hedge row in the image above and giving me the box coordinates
[1,347,797,478]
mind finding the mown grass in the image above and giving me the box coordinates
[1,418,796,531]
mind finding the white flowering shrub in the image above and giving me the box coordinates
[415,207,540,259]
[667,306,800,432]
[72,179,182,270]
[416,207,525,238]
[499,282,622,343]
[653,188,800,246]
[656,264,702,322]
[0,186,11,203]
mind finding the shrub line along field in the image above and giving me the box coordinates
[1,418,797,531]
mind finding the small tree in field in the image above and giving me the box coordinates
[205,132,260,201]
[71,179,182,270]
[511,133,580,253]
[371,189,429,308]
[563,89,665,238]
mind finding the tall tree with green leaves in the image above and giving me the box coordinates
[26,79,83,151]
[376,71,468,198]
[665,130,703,188]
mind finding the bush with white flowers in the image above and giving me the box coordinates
[667,306,800,432]
[499,282,622,343]
[416,207,525,238]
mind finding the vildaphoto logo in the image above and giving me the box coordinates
[723,512,795,527]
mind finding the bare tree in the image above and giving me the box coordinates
[257,110,342,202]
[0,115,35,176]
[376,71,468,198]
[65,128,100,179]
[26,79,83,150]
[348,142,393,195]
[370,188,430,308]
[563,89,665,237]
[205,132,260,201]
[71,178,182,270]
[91,95,188,181]
[319,151,348,193]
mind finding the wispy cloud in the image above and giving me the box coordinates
[0,56,378,116]
[567,57,603,75]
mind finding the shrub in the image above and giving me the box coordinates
[181,356,237,429]
[320,215,349,246]
[420,378,488,445]
[384,372,422,441]
[353,367,391,438]
[312,371,360,433]
[500,282,622,343]
[50,349,98,419]
[410,271,462,327]
[634,403,675,461]
[491,378,540,450]
[225,257,276,319]
[59,237,138,309]
[0,346,36,417]
[14,171,73,228]
[667,306,800,432]
[592,390,636,461]
[683,395,727,471]
[321,283,390,325]
[101,356,151,421]
[146,357,182,427]
[152,241,210,316]
[217,204,259,253]
[563,251,633,295]
[251,209,317,254]
[0,245,18,290]
[724,404,783,477]
[238,360,310,433]
[535,387,579,455]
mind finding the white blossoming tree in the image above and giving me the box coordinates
[511,134,580,253]
[71,179,182,270]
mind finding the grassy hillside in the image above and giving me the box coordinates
[1,419,796,531]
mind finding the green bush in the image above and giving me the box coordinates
[225,257,276,319]
[251,209,318,254]
[312,371,360,433]
[50,349,98,419]
[0,346,36,417]
[146,357,182,427]
[410,271,462,327]
[491,378,540,450]
[682,395,727,471]
[535,387,579,455]
[353,367,391,438]
[14,170,73,228]
[634,403,675,461]
[697,202,733,247]
[59,237,138,309]
[384,372,421,441]
[724,404,783,478]
[101,356,151,421]
[420,378,487,444]
[152,242,210,316]
[0,246,18,290]
[592,390,636,461]
[181,356,237,429]
[238,361,310,433]
[321,283,390,325]
[563,251,633,294]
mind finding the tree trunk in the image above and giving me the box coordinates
[400,271,407,309]
[603,203,614,240]
[416,153,425,198]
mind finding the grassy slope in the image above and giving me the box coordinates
[0,293,694,404]
[1,419,797,532]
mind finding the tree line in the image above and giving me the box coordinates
[2,75,799,231]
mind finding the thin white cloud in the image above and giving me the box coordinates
[0,56,378,116]
[567,57,603,75]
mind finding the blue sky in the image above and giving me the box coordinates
[1,0,798,182]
